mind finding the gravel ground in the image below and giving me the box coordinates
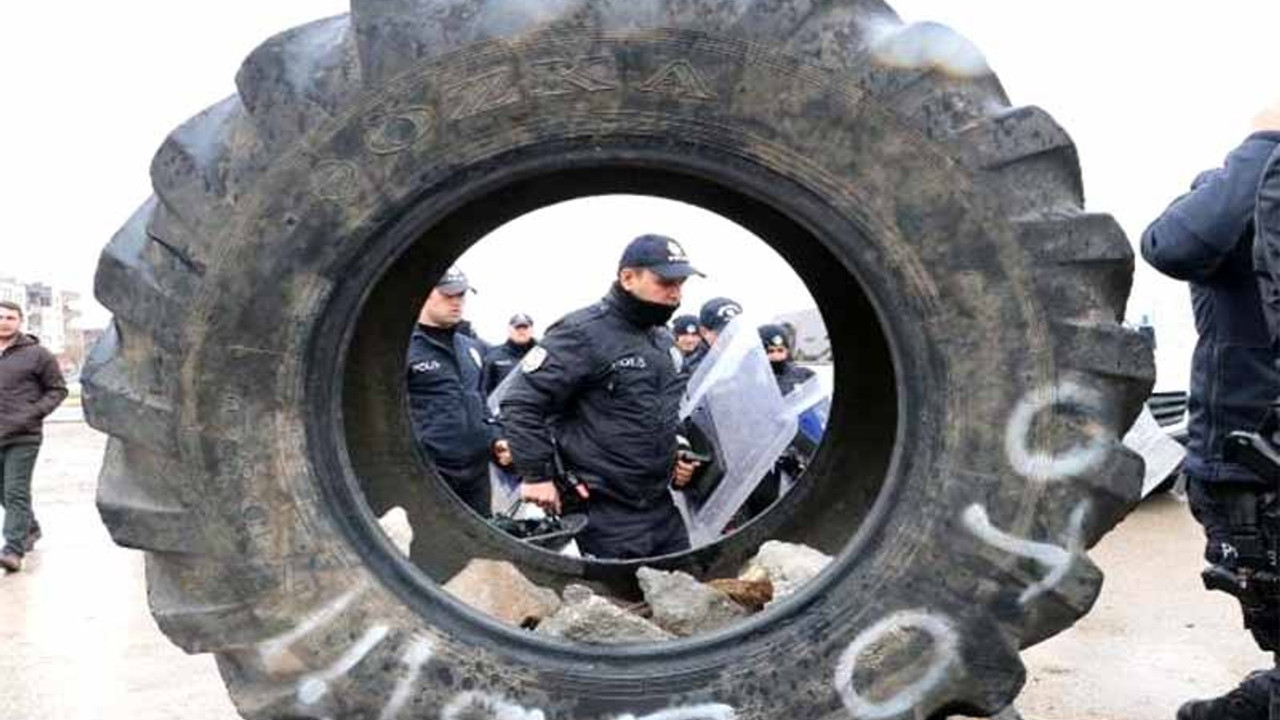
[0,422,1270,719]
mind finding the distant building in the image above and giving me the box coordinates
[25,283,66,355]
[0,277,25,309]
[1,277,99,371]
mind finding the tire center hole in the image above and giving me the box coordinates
[335,163,900,649]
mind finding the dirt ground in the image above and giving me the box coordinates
[0,422,1271,720]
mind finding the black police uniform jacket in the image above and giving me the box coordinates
[773,359,816,396]
[1142,131,1280,484]
[481,339,537,397]
[501,285,685,509]
[406,324,494,485]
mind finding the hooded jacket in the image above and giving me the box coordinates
[0,334,68,446]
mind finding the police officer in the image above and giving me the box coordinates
[671,314,701,359]
[735,324,819,521]
[759,323,815,395]
[501,234,705,559]
[1142,112,1280,720]
[406,267,499,517]
[681,297,743,378]
[481,313,537,397]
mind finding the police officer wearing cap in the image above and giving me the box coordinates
[680,297,743,378]
[481,313,538,397]
[501,234,705,559]
[759,323,815,395]
[670,314,702,359]
[406,266,500,517]
[735,324,819,521]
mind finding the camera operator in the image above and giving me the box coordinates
[1141,103,1280,720]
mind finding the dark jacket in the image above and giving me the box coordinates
[1141,131,1280,484]
[501,285,685,508]
[681,341,709,378]
[0,334,68,447]
[772,360,816,396]
[480,339,537,397]
[406,324,495,485]
[1253,144,1280,345]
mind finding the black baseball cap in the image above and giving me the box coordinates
[699,297,743,332]
[434,266,475,296]
[671,314,700,337]
[759,324,790,349]
[509,313,533,328]
[618,234,705,280]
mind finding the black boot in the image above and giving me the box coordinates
[1178,670,1278,720]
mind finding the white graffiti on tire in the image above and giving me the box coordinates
[833,611,960,720]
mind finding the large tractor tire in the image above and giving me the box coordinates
[85,1,1153,718]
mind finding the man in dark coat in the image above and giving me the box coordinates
[501,235,704,559]
[481,313,537,397]
[0,301,67,572]
[406,268,499,517]
[1141,119,1280,720]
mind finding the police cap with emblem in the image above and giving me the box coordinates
[758,323,791,350]
[509,313,533,328]
[671,314,700,337]
[434,266,476,296]
[699,297,743,332]
[618,234,706,280]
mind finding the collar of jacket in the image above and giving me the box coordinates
[0,333,37,357]
[504,338,536,355]
[605,282,678,328]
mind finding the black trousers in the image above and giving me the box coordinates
[576,493,690,560]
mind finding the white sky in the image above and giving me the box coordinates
[5,2,1278,390]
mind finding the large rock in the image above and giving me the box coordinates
[637,567,747,637]
[443,559,561,628]
[537,585,674,644]
[740,540,833,603]
[377,506,413,556]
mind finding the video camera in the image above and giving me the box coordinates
[1210,430,1280,653]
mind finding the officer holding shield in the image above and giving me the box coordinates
[500,235,704,559]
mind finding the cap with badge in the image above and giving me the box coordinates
[671,314,700,337]
[758,323,791,350]
[618,234,706,280]
[434,266,476,296]
[699,297,743,332]
[509,313,534,328]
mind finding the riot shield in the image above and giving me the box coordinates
[486,367,525,514]
[674,315,821,547]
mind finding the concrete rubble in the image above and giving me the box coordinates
[536,584,675,644]
[442,540,835,641]
[637,567,748,637]
[443,559,561,628]
[739,540,833,604]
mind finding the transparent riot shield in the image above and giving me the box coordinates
[486,367,525,514]
[777,376,831,495]
[674,315,805,547]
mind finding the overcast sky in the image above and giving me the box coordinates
[4,2,1278,389]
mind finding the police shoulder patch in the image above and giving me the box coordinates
[522,346,548,373]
